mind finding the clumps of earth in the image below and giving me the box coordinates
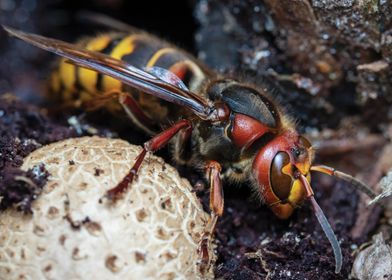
[0,95,76,212]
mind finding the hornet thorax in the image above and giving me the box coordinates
[174,79,283,181]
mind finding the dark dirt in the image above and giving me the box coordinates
[0,96,75,212]
[0,0,389,279]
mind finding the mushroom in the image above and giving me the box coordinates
[0,136,215,279]
[351,233,392,280]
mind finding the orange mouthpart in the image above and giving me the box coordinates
[295,161,311,176]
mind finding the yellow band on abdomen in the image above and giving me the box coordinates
[79,35,112,93]
[102,35,137,92]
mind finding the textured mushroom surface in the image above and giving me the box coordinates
[0,137,214,280]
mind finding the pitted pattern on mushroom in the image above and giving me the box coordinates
[0,137,214,280]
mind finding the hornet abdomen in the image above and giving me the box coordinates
[50,32,211,131]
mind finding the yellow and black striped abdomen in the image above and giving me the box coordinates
[50,32,210,130]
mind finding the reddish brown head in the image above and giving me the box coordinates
[252,130,313,219]
[252,130,343,273]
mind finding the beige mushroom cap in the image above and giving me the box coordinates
[0,137,215,280]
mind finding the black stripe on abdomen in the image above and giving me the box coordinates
[96,37,124,91]
[122,38,164,69]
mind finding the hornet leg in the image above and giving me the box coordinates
[106,119,192,200]
[84,90,157,135]
[198,161,224,274]
[82,89,122,111]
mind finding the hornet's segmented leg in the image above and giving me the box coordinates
[83,89,156,135]
[82,89,122,111]
[198,161,223,274]
[106,119,192,200]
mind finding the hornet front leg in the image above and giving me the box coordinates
[106,119,192,200]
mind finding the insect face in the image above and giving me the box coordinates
[252,131,313,219]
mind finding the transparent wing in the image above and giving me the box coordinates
[145,66,189,91]
[3,26,215,120]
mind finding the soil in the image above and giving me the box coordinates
[0,0,390,279]
[0,96,74,212]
